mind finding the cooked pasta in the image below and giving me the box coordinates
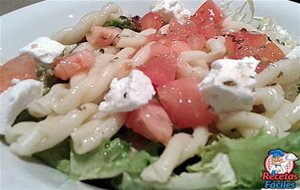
[28,48,134,117]
[131,41,155,67]
[217,112,278,137]
[222,19,258,32]
[177,37,226,80]
[141,127,210,183]
[2,0,299,189]
[52,3,122,45]
[7,103,98,156]
[71,112,126,154]
[115,28,157,48]
[256,58,300,87]
[254,84,284,113]
[271,94,300,132]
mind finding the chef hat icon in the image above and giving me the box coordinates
[269,149,285,158]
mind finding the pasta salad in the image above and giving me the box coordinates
[0,0,299,189]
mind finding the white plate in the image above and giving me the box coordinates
[0,0,299,189]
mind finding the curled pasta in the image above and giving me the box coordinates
[180,36,226,63]
[52,3,122,45]
[141,127,210,183]
[222,18,258,32]
[131,41,155,67]
[177,36,226,80]
[254,84,284,113]
[72,42,120,55]
[7,103,98,156]
[28,48,134,117]
[71,112,126,154]
[27,84,69,117]
[271,94,300,132]
[5,122,36,144]
[178,127,210,164]
[256,58,300,87]
[217,112,278,138]
[176,62,209,81]
[270,100,292,132]
[115,28,156,48]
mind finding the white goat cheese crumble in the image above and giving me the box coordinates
[150,0,191,24]
[286,46,300,59]
[19,37,65,64]
[199,57,259,113]
[99,70,155,113]
[0,79,43,134]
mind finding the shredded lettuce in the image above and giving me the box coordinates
[253,16,296,48]
[115,129,300,190]
[188,129,300,188]
[35,129,300,190]
[217,0,296,48]
[70,138,155,180]
[116,153,236,190]
[216,0,254,23]
[35,138,155,183]
[35,139,71,175]
[282,77,300,101]
[104,16,140,32]
[36,65,62,94]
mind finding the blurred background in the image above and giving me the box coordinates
[0,0,299,16]
[0,0,43,15]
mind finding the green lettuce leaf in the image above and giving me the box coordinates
[36,64,64,95]
[104,16,140,32]
[116,130,300,190]
[282,77,300,101]
[35,137,155,183]
[34,139,71,175]
[70,138,155,180]
[188,129,300,188]
[116,153,236,190]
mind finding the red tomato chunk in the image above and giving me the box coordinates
[126,100,173,145]
[193,0,225,25]
[191,0,225,40]
[139,12,163,31]
[157,77,213,129]
[86,26,121,48]
[138,52,178,87]
[54,50,95,80]
[0,53,37,93]
[225,30,285,63]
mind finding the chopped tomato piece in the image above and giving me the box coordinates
[0,54,37,93]
[167,19,199,42]
[256,61,269,74]
[225,30,285,62]
[150,42,172,57]
[147,31,164,43]
[139,12,163,31]
[151,40,190,57]
[54,50,95,80]
[126,100,173,145]
[229,30,268,47]
[193,0,225,25]
[165,41,190,54]
[186,35,206,50]
[191,0,225,40]
[157,77,213,128]
[138,52,178,87]
[166,19,189,41]
[147,20,205,51]
[86,26,120,48]
[255,42,285,63]
[191,19,219,40]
